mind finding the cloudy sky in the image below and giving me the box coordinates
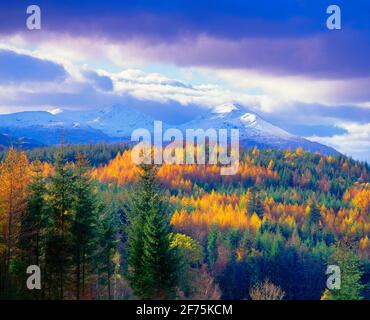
[0,0,369,161]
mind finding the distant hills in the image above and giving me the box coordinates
[0,103,339,155]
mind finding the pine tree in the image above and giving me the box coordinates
[96,205,120,300]
[126,165,179,299]
[45,151,75,299]
[18,158,47,299]
[71,153,98,299]
[21,159,46,267]
[323,245,364,300]
[307,202,321,226]
[207,225,218,268]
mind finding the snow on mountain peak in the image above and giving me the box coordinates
[49,108,64,115]
[212,103,240,114]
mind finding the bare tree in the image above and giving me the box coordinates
[249,279,285,300]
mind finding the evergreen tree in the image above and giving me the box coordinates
[21,159,46,267]
[307,202,321,226]
[126,165,179,299]
[45,151,75,299]
[323,245,364,300]
[71,153,98,299]
[207,225,218,268]
[96,205,120,300]
[18,158,47,299]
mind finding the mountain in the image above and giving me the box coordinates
[0,104,339,155]
[0,105,154,145]
[0,133,43,151]
[181,103,339,155]
[56,104,156,137]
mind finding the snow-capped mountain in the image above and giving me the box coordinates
[56,104,156,137]
[0,103,339,155]
[179,103,338,155]
[181,103,294,140]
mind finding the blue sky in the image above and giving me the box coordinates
[0,1,369,161]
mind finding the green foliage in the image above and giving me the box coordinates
[325,245,364,300]
[126,165,179,299]
[207,225,218,267]
[171,233,203,297]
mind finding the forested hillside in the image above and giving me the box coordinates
[0,145,369,300]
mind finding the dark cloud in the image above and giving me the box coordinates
[83,70,114,91]
[1,1,370,78]
[0,49,67,84]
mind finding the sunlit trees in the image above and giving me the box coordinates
[170,233,203,297]
[0,148,31,298]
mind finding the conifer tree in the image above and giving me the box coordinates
[18,158,47,299]
[21,159,46,267]
[71,153,98,299]
[207,225,218,268]
[46,150,75,299]
[322,245,364,300]
[126,165,179,299]
[96,205,120,300]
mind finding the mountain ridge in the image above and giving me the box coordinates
[0,104,339,155]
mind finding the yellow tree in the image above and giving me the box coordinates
[0,148,31,295]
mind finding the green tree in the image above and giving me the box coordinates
[71,153,98,300]
[96,205,120,300]
[323,245,364,300]
[170,233,203,297]
[207,225,218,268]
[45,151,76,299]
[126,165,179,299]
[18,159,47,299]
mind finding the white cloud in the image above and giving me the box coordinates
[308,122,370,161]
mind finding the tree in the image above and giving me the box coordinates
[322,245,364,300]
[71,153,98,299]
[307,202,321,226]
[170,233,203,297]
[96,205,120,300]
[126,165,179,299]
[250,279,285,300]
[45,151,76,299]
[207,225,218,268]
[21,159,47,267]
[18,158,47,299]
[0,148,30,298]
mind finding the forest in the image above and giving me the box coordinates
[0,144,369,300]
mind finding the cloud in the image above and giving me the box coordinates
[0,49,67,84]
[203,68,370,111]
[308,122,370,162]
[0,47,368,161]
[82,70,113,91]
[105,69,258,108]
[1,1,370,79]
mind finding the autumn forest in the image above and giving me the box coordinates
[0,144,369,300]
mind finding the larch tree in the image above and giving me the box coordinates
[0,148,30,298]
